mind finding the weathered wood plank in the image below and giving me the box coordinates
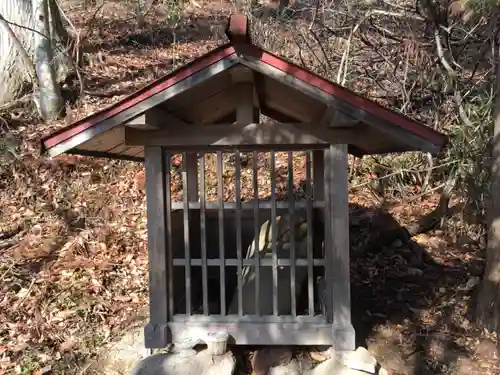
[126,107,191,130]
[181,152,192,315]
[238,57,440,154]
[78,126,124,151]
[124,114,156,130]
[47,56,239,157]
[235,150,243,316]
[124,122,333,147]
[263,77,323,122]
[143,146,170,348]
[270,151,278,316]
[305,151,315,316]
[170,201,327,210]
[315,105,360,128]
[170,314,327,323]
[229,65,254,83]
[199,153,208,315]
[252,150,261,315]
[121,146,144,157]
[324,144,355,351]
[105,143,133,154]
[167,321,334,345]
[287,151,297,317]
[173,258,326,267]
[167,69,233,113]
[234,78,254,317]
[164,151,174,319]
[191,89,236,124]
[185,152,198,202]
[313,150,325,201]
[217,151,226,316]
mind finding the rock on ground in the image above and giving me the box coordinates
[131,350,236,375]
[84,325,382,375]
[86,325,150,375]
[338,347,377,373]
[304,357,373,375]
[268,358,301,375]
[259,346,386,375]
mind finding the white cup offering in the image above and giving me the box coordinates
[205,331,229,356]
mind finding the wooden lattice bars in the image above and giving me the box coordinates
[144,147,355,348]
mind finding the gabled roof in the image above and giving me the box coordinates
[41,15,447,160]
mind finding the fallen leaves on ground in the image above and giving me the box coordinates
[0,0,497,374]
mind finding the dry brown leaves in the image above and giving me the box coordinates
[169,152,307,203]
[0,151,149,373]
[0,0,496,374]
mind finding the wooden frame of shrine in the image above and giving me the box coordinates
[41,15,447,351]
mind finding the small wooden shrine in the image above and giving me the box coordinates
[41,15,447,351]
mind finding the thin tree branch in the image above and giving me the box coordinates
[0,12,49,39]
[434,28,457,77]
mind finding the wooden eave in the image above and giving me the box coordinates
[41,17,447,161]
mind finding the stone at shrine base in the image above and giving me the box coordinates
[303,347,380,375]
[305,357,372,375]
[130,350,236,375]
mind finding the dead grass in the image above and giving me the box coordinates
[0,0,498,374]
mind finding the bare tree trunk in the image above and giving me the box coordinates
[0,0,72,110]
[32,0,64,120]
[47,0,74,81]
[477,41,500,339]
[0,0,34,105]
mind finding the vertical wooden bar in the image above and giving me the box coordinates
[144,146,170,348]
[199,153,208,315]
[217,151,226,315]
[233,73,256,317]
[313,150,325,316]
[234,81,255,122]
[323,149,333,322]
[313,150,325,202]
[287,151,296,317]
[182,152,192,315]
[235,151,243,316]
[165,151,174,319]
[185,152,199,202]
[252,151,261,316]
[270,151,278,316]
[305,151,314,316]
[325,144,355,351]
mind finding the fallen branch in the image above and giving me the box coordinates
[358,173,458,258]
[434,28,456,77]
[351,159,459,190]
[83,88,132,98]
[0,94,33,112]
[0,224,23,240]
[406,172,457,235]
[0,239,18,251]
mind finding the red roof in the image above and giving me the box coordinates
[41,15,447,159]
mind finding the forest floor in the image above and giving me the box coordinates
[0,0,498,374]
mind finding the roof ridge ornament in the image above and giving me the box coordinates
[225,14,251,45]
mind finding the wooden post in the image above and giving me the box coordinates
[312,150,324,202]
[324,144,355,351]
[185,152,198,202]
[144,146,171,348]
